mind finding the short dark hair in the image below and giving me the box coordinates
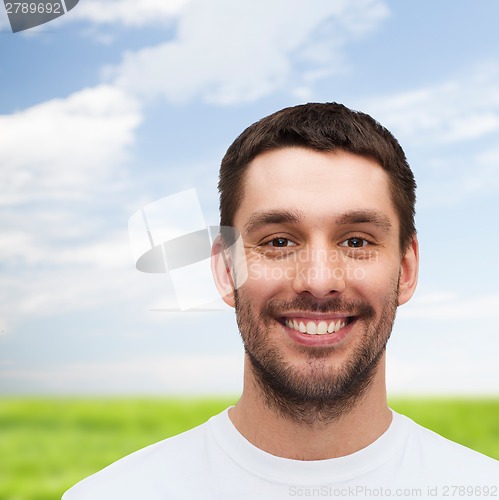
[218,102,416,251]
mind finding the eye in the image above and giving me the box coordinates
[265,237,297,248]
[339,237,369,248]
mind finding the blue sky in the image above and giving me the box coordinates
[1,0,499,396]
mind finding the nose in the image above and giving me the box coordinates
[291,244,346,298]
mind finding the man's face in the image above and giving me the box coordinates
[216,147,418,420]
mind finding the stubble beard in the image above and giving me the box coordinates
[234,283,399,426]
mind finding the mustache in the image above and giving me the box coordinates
[262,296,375,319]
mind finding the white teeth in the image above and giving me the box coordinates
[317,321,327,335]
[306,321,317,334]
[285,318,349,335]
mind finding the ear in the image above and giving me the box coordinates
[211,235,236,308]
[398,236,419,306]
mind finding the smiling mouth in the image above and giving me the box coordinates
[283,317,353,335]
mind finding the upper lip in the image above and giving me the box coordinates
[279,312,353,320]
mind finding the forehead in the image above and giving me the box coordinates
[234,147,398,230]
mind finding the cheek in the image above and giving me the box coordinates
[244,256,296,302]
[349,260,400,302]
[243,257,292,295]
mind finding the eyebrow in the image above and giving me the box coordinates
[243,209,302,235]
[243,209,392,235]
[335,210,392,231]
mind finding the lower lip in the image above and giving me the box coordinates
[283,319,356,347]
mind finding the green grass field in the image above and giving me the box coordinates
[1,397,498,500]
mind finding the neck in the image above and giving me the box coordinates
[229,355,391,460]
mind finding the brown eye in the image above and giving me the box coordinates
[348,238,365,248]
[340,237,369,248]
[269,237,293,247]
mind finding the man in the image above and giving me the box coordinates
[64,103,498,499]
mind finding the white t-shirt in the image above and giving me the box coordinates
[63,409,498,499]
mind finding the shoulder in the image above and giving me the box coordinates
[62,412,222,499]
[395,412,499,482]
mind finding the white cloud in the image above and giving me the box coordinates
[0,222,172,323]
[0,229,131,269]
[0,84,146,324]
[410,140,499,207]
[364,62,499,145]
[0,262,137,319]
[399,291,499,321]
[0,84,142,205]
[0,209,138,321]
[390,291,499,395]
[0,354,243,394]
[457,146,499,195]
[70,0,190,26]
[360,63,499,205]
[387,355,499,395]
[109,0,389,104]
